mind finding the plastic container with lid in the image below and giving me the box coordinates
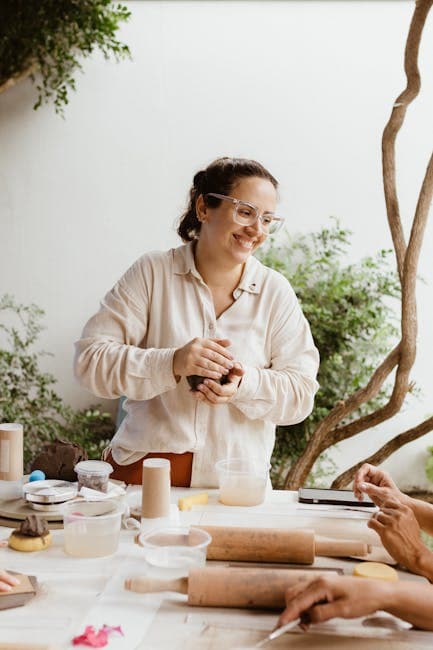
[74,460,113,493]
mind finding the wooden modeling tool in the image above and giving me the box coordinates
[197,525,371,564]
[125,566,340,609]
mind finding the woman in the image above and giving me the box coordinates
[74,157,319,487]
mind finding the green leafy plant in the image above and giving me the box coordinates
[257,220,402,487]
[0,0,131,115]
[425,446,433,484]
[0,294,115,469]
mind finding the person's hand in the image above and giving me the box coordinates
[368,497,427,572]
[278,575,391,629]
[173,338,234,381]
[353,463,404,504]
[192,363,244,406]
[0,569,19,592]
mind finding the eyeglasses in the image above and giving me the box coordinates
[205,193,284,235]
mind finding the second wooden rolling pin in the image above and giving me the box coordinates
[196,526,371,564]
[125,566,339,609]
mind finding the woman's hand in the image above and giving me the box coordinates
[368,497,428,573]
[173,338,234,381]
[193,363,244,406]
[0,569,19,592]
[278,575,391,629]
[353,463,404,504]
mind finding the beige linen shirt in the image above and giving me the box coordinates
[74,242,319,487]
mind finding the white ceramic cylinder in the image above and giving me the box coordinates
[0,423,23,481]
[141,458,171,519]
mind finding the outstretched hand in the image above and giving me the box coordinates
[353,463,404,504]
[278,575,390,630]
[368,496,426,572]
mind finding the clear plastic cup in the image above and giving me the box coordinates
[138,526,211,575]
[63,499,122,557]
[215,457,270,506]
[74,460,113,493]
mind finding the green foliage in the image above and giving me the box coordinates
[257,220,402,487]
[0,0,130,115]
[425,446,433,483]
[0,294,115,470]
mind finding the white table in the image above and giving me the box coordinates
[0,489,432,649]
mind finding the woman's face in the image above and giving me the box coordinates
[197,176,278,267]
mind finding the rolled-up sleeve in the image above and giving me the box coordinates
[74,263,177,400]
[231,281,319,424]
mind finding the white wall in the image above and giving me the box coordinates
[1,1,432,488]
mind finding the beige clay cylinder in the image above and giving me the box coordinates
[141,458,171,518]
[0,423,23,481]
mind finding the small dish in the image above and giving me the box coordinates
[138,526,211,570]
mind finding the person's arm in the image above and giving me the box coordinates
[74,257,234,401]
[367,496,433,582]
[0,570,19,592]
[278,575,433,632]
[230,279,319,423]
[74,271,178,400]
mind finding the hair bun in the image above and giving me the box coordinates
[193,170,206,189]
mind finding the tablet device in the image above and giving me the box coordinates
[298,487,375,507]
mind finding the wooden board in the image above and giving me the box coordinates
[0,498,63,527]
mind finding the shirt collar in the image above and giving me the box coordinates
[173,242,263,294]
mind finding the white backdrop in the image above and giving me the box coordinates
[1,1,432,488]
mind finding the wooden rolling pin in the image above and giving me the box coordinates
[125,566,339,609]
[197,526,370,564]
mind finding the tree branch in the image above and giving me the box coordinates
[283,0,433,490]
[332,415,433,488]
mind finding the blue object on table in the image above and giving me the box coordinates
[29,469,46,482]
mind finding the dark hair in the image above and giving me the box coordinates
[177,157,278,242]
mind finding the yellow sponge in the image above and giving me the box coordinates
[353,561,398,581]
[178,492,208,511]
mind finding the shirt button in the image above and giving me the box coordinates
[209,323,215,331]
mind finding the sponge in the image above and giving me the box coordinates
[353,561,398,581]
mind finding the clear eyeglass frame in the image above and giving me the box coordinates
[205,193,284,235]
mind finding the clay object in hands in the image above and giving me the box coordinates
[187,374,229,391]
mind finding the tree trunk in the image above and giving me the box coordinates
[284,0,433,490]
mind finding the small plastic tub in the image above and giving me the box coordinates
[138,526,211,571]
[74,460,113,493]
[63,499,123,558]
[215,457,270,506]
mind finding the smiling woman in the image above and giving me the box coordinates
[73,157,319,488]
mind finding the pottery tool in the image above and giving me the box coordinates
[141,458,171,519]
[0,423,23,481]
[125,566,340,609]
[197,526,371,564]
[254,618,302,647]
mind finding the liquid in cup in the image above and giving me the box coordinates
[63,499,122,557]
[216,458,270,506]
